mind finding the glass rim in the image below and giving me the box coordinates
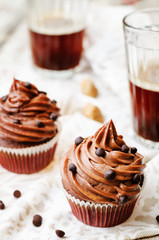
[123,8,159,33]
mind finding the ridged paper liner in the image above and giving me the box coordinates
[0,134,58,174]
[65,192,138,227]
[0,133,58,156]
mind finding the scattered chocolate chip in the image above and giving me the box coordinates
[33,214,42,227]
[50,113,58,121]
[139,174,144,187]
[13,119,21,124]
[13,190,21,198]
[51,100,57,104]
[2,95,7,102]
[156,215,159,223]
[75,136,84,146]
[121,144,129,153]
[131,147,137,154]
[24,82,32,89]
[69,163,77,174]
[95,147,105,157]
[36,120,44,128]
[118,195,128,204]
[104,169,116,180]
[132,174,141,184]
[39,91,46,95]
[55,229,65,238]
[0,201,5,210]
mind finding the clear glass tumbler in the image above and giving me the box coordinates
[123,9,159,148]
[27,0,89,77]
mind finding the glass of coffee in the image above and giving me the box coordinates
[123,9,159,148]
[27,0,89,77]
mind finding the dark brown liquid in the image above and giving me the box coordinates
[29,29,84,71]
[130,81,159,141]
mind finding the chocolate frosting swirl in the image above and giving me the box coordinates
[61,120,145,205]
[0,79,60,144]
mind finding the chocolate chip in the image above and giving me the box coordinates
[38,91,47,95]
[13,190,21,198]
[33,214,42,227]
[2,95,7,102]
[13,119,21,124]
[95,147,105,157]
[140,174,144,187]
[55,229,65,238]
[75,136,84,146]
[121,144,129,153]
[0,201,5,210]
[51,100,57,104]
[131,147,137,154]
[118,195,128,204]
[104,169,116,180]
[36,120,44,128]
[133,174,141,184]
[24,82,32,89]
[50,113,58,121]
[156,215,159,223]
[69,163,77,174]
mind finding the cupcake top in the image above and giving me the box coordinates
[61,120,145,205]
[0,79,60,147]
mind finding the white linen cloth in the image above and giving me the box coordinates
[0,3,159,240]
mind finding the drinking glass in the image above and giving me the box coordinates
[27,0,89,77]
[123,9,159,148]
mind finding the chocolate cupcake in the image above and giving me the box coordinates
[0,78,60,174]
[61,120,145,227]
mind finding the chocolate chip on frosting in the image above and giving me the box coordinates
[50,113,58,121]
[132,174,141,184]
[118,195,128,204]
[75,136,84,146]
[69,163,77,174]
[121,144,129,153]
[13,119,21,124]
[131,147,137,154]
[33,214,42,227]
[0,201,5,210]
[156,215,159,223]
[104,169,116,180]
[55,229,65,238]
[95,147,105,157]
[38,91,46,95]
[139,174,144,187]
[13,190,21,198]
[2,95,7,102]
[36,120,44,128]
[51,99,57,104]
[24,82,32,89]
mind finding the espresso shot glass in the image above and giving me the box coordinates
[27,0,89,77]
[123,9,159,148]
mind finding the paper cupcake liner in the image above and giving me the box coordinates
[66,193,138,227]
[0,135,58,174]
